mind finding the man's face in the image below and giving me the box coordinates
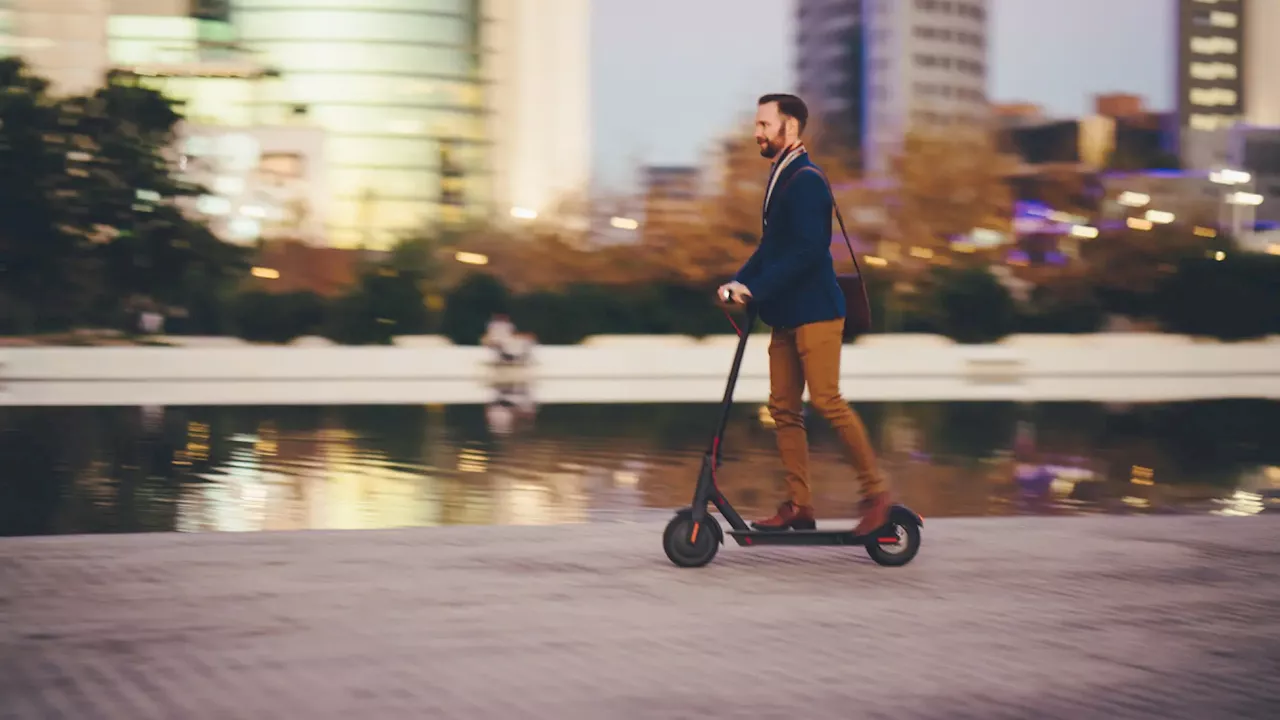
[754,102,790,159]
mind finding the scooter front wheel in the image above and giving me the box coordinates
[865,518,921,567]
[663,512,720,568]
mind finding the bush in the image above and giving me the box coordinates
[1154,254,1280,341]
[440,273,512,345]
[1016,285,1105,334]
[324,269,433,345]
[230,290,327,344]
[919,267,1018,343]
[441,276,732,345]
[214,260,1263,346]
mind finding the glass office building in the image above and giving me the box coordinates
[232,0,490,248]
[108,13,283,127]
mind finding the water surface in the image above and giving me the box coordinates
[2,398,1277,536]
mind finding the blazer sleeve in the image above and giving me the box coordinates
[733,246,764,285]
[741,169,831,303]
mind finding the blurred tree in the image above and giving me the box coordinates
[324,265,433,345]
[0,58,100,332]
[0,58,246,334]
[871,127,1018,269]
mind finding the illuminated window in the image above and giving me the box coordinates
[304,105,484,138]
[1189,61,1237,81]
[259,43,475,74]
[235,11,469,45]
[325,137,489,168]
[277,75,483,108]
[1209,11,1237,28]
[1189,87,1238,107]
[329,167,487,199]
[1189,114,1239,131]
[1189,36,1238,54]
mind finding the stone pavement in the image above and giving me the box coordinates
[2,514,1279,719]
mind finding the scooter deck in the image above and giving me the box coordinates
[726,528,899,547]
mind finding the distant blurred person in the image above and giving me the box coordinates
[717,93,891,536]
[485,382,537,435]
[482,313,530,364]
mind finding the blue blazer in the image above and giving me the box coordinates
[734,152,844,329]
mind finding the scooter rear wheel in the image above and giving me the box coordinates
[663,513,720,568]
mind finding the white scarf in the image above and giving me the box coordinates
[763,142,807,217]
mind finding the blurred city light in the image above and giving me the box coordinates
[1047,210,1087,224]
[609,216,639,230]
[1268,244,1280,255]
[1117,191,1151,207]
[1144,209,1175,224]
[863,255,888,267]
[1127,217,1154,231]
[1228,191,1263,206]
[1214,251,1227,261]
[455,251,489,266]
[1193,226,1218,237]
[909,246,934,259]
[250,266,279,279]
[509,207,538,220]
[1209,169,1251,185]
[1070,225,1099,238]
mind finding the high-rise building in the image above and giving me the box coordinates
[1176,0,1247,133]
[485,0,591,225]
[100,3,324,247]
[795,0,864,153]
[795,0,990,175]
[107,4,286,127]
[1176,0,1280,173]
[1243,0,1280,126]
[229,0,491,248]
[2,0,110,95]
[863,0,989,174]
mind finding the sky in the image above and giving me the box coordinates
[589,0,1176,193]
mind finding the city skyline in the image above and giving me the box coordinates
[591,0,1176,192]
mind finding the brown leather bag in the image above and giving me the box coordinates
[787,166,873,341]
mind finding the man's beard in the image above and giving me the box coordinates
[758,129,787,159]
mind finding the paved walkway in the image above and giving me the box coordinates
[2,515,1279,719]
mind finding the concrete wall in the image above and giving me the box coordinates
[3,333,1278,383]
[4,333,1280,406]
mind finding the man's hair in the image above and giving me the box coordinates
[758,93,809,134]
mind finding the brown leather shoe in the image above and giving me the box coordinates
[751,500,816,531]
[853,492,892,536]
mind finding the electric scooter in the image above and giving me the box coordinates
[662,293,924,569]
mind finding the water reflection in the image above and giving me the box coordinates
[2,399,1279,536]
